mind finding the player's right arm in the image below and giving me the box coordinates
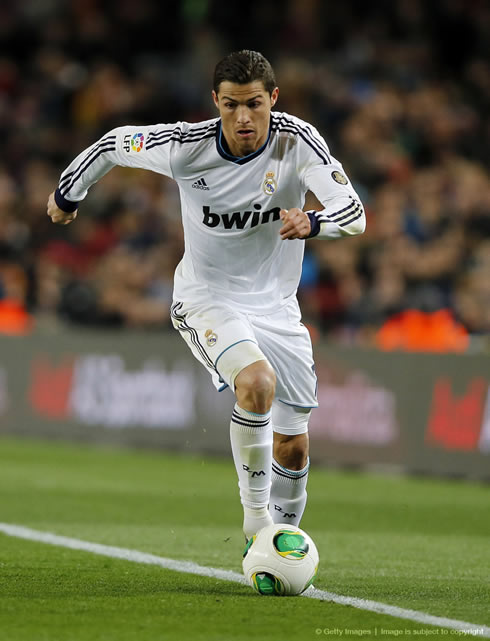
[47,124,181,222]
[47,190,78,225]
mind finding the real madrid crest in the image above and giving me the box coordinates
[263,171,277,196]
[205,329,218,347]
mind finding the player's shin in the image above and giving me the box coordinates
[269,403,311,527]
[269,458,309,527]
[229,404,273,539]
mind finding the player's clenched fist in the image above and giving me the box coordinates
[46,191,77,225]
[279,208,311,240]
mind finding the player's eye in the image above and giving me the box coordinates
[224,103,236,109]
[248,102,260,108]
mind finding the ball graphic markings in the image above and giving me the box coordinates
[252,572,285,596]
[243,534,256,558]
[273,530,309,560]
[242,523,319,596]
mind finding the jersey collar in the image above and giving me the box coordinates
[216,119,271,165]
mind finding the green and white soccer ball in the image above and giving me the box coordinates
[242,523,319,596]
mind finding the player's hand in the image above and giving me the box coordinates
[279,208,311,240]
[47,191,78,225]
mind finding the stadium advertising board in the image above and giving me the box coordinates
[313,345,490,479]
[0,330,235,452]
[29,353,195,429]
[0,330,488,479]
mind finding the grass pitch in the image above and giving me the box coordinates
[0,437,488,641]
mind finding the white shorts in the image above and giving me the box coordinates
[171,298,318,411]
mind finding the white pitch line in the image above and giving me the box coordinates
[1,523,489,637]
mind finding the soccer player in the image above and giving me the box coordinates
[47,50,365,540]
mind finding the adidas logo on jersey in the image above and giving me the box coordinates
[192,178,210,190]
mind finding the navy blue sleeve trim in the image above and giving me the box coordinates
[54,188,79,213]
[306,211,321,238]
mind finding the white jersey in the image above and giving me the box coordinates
[56,112,365,314]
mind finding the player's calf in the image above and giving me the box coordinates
[231,361,277,538]
[230,403,274,539]
[269,404,311,528]
[273,433,309,471]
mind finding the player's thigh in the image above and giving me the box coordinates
[170,300,268,391]
[272,399,311,436]
[251,301,318,409]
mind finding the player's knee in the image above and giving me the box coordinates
[235,360,276,413]
[274,433,309,471]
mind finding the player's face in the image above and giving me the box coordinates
[213,81,279,158]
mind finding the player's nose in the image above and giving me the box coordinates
[236,106,251,124]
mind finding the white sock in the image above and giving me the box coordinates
[269,458,309,527]
[230,403,273,538]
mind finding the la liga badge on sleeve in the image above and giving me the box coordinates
[331,170,348,185]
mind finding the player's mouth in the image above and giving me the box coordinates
[236,129,254,139]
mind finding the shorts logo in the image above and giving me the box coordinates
[263,171,277,196]
[331,170,348,185]
[205,329,218,347]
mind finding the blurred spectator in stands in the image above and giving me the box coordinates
[0,0,488,346]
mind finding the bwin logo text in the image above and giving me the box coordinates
[202,205,281,229]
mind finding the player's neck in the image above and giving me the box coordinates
[225,136,266,158]
[219,123,271,160]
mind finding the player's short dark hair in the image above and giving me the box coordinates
[213,50,276,95]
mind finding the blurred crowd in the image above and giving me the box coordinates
[0,0,489,346]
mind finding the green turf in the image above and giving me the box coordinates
[0,437,488,641]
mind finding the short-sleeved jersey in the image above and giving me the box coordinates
[56,112,365,314]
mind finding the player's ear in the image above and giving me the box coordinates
[270,87,279,108]
[212,90,219,109]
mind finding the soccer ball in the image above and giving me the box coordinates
[242,523,319,596]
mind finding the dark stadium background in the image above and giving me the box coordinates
[1,0,489,341]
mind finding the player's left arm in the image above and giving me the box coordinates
[280,121,366,241]
[279,163,365,240]
[279,207,312,240]
[300,161,366,239]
